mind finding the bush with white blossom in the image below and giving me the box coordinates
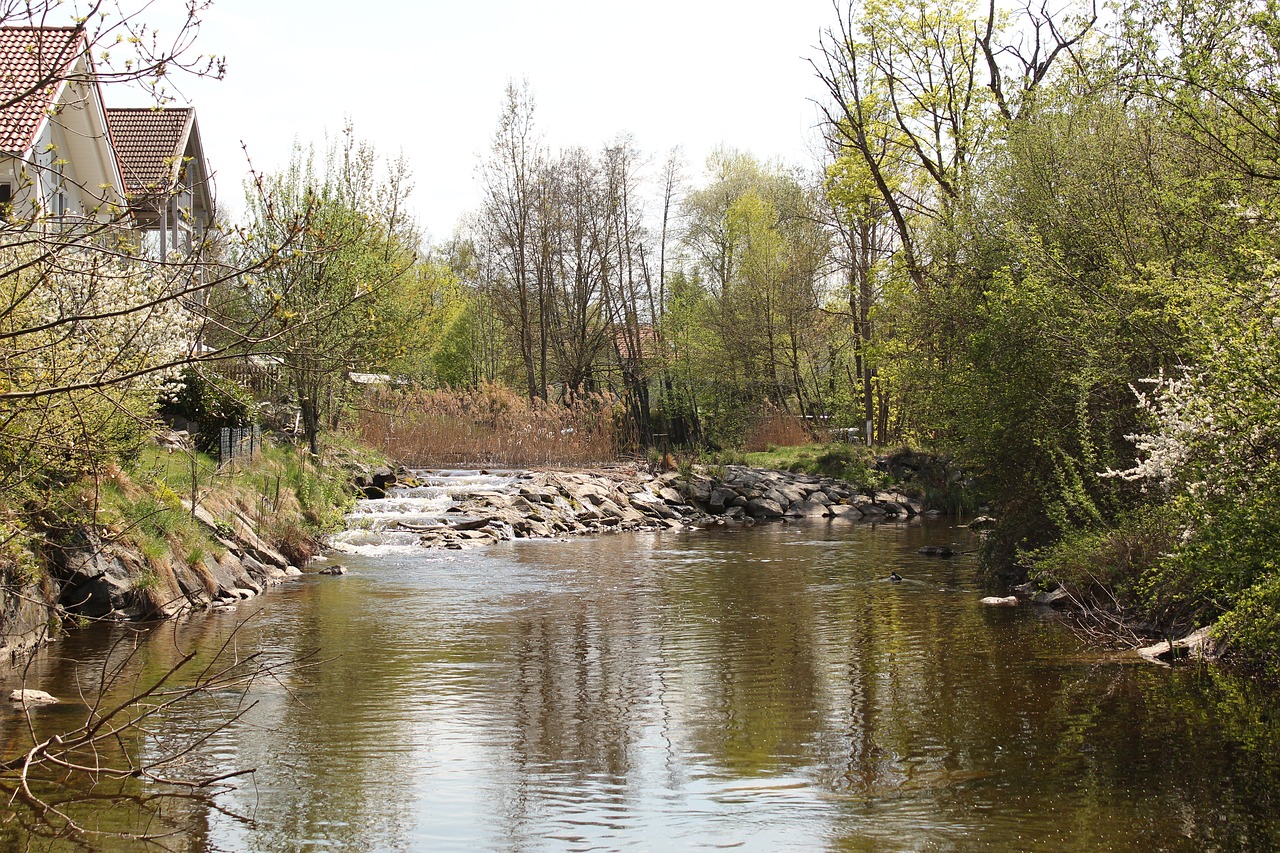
[1,242,198,484]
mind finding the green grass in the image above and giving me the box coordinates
[733,443,885,489]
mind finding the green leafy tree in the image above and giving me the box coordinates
[239,125,418,453]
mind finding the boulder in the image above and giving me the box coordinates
[918,545,956,558]
[745,498,785,519]
[789,499,829,518]
[980,596,1020,606]
[1032,586,1076,607]
[709,487,738,512]
[657,487,684,505]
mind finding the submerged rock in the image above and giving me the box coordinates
[980,595,1020,606]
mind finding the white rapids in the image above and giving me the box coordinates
[328,470,520,555]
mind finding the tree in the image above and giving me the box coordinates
[478,81,545,402]
[238,125,418,454]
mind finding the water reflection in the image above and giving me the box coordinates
[4,519,1280,851]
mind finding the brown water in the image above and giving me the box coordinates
[4,518,1280,851]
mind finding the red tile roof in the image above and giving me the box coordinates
[0,26,85,153]
[105,107,191,196]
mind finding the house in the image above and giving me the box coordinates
[105,106,214,258]
[0,25,213,256]
[0,26,127,225]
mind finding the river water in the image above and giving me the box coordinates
[4,473,1280,851]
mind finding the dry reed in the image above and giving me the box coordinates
[743,406,813,452]
[355,384,623,468]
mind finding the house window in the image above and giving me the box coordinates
[0,183,10,220]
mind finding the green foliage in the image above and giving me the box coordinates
[0,243,197,494]
[1216,575,1280,681]
[810,0,1280,672]
[1029,505,1180,617]
[238,122,420,453]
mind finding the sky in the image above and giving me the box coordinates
[110,0,841,241]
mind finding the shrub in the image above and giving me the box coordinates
[1029,504,1180,619]
[1216,575,1280,681]
[158,367,256,450]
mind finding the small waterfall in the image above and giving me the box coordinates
[328,470,519,555]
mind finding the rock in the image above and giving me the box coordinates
[709,487,738,512]
[1032,586,1075,607]
[745,497,784,519]
[827,504,864,520]
[657,487,683,504]
[969,516,997,531]
[790,498,829,518]
[682,477,714,502]
[316,565,347,576]
[980,596,1020,606]
[918,545,956,558]
[9,689,58,705]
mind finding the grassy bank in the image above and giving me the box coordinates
[726,443,886,489]
[1,431,373,646]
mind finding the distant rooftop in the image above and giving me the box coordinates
[105,107,193,196]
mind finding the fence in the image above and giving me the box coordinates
[218,424,262,467]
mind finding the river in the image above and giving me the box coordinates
[3,472,1279,851]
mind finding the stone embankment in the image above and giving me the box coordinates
[370,464,930,550]
[3,506,305,663]
[57,503,304,623]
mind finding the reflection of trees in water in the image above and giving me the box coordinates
[503,540,662,838]
[218,581,422,852]
[658,548,824,776]
[1041,666,1280,850]
[0,616,313,849]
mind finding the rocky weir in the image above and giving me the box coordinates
[334,464,931,553]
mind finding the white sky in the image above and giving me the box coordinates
[111,0,840,241]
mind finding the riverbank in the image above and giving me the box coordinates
[5,438,934,665]
[0,435,370,663]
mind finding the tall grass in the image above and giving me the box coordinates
[355,384,622,468]
[743,406,813,452]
